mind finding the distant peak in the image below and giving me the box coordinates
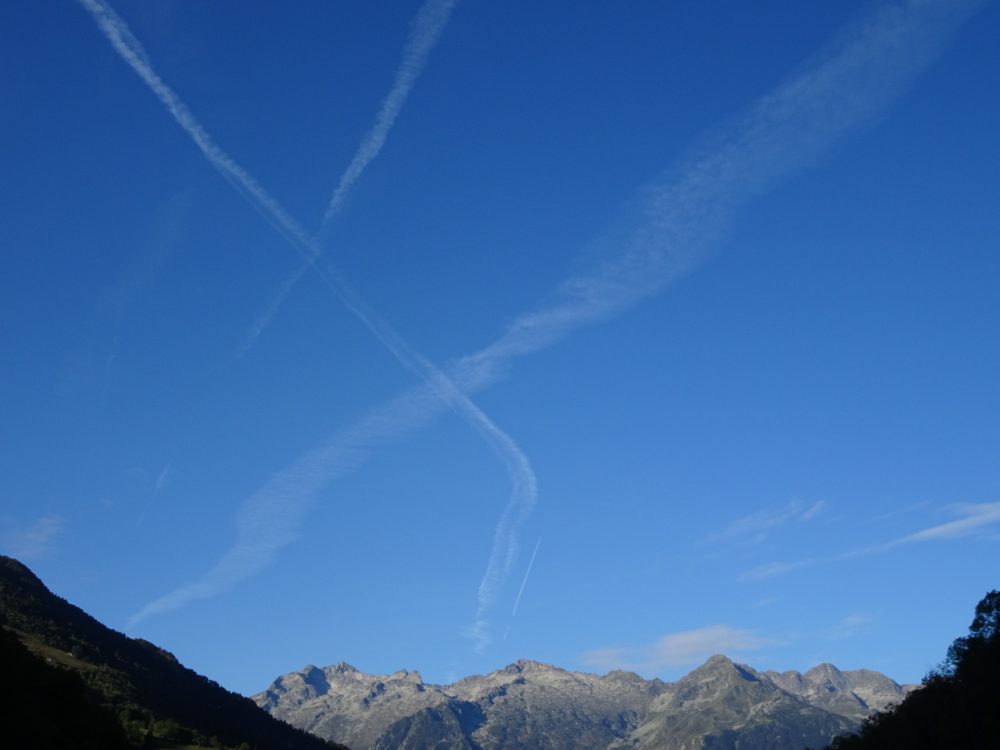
[686,654,760,682]
[503,658,553,674]
[607,669,644,682]
[706,654,734,665]
[691,654,737,673]
[390,669,424,683]
[327,662,359,674]
[809,662,841,673]
[806,663,845,680]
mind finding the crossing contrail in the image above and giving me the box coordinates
[238,0,460,356]
[123,0,985,647]
[76,0,537,644]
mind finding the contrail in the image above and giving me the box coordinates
[75,0,428,354]
[321,0,460,228]
[75,0,314,257]
[77,0,538,643]
[239,0,460,356]
[127,0,985,641]
[511,536,542,619]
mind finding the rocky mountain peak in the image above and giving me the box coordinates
[806,662,849,689]
[386,668,424,683]
[764,662,912,723]
[682,653,759,683]
[606,669,646,684]
[328,661,360,675]
[502,658,552,674]
[705,653,734,666]
[300,664,330,695]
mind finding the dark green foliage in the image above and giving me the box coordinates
[0,556,346,750]
[825,590,1000,749]
[0,624,130,749]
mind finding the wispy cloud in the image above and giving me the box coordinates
[583,625,774,673]
[136,461,174,528]
[77,0,537,645]
[240,0,460,356]
[707,500,826,544]
[824,613,870,640]
[900,502,1000,542]
[153,462,173,496]
[446,0,985,382]
[123,0,985,631]
[741,501,1000,581]
[3,515,66,561]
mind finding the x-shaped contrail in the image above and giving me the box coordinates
[77,0,535,650]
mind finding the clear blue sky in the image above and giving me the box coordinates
[2,0,998,696]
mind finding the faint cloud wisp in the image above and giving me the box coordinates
[583,625,774,673]
[706,500,826,544]
[3,515,66,561]
[824,613,871,640]
[740,501,1000,581]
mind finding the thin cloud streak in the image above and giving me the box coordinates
[511,536,542,619]
[240,0,459,356]
[2,515,66,561]
[706,500,825,544]
[901,502,1000,542]
[126,0,984,632]
[824,613,870,640]
[321,0,459,228]
[76,0,537,643]
[740,501,1000,581]
[583,625,774,673]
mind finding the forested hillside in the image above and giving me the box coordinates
[0,556,344,750]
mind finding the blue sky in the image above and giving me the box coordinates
[2,0,998,696]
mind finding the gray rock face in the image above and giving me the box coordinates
[624,656,856,750]
[763,663,911,723]
[255,662,451,750]
[253,655,911,750]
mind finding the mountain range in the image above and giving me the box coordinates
[255,655,912,750]
[0,554,920,750]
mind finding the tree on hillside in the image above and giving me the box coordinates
[826,589,1000,749]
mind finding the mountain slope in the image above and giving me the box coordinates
[255,655,909,749]
[626,655,855,750]
[764,663,910,723]
[257,662,452,749]
[0,556,345,750]
[0,624,129,749]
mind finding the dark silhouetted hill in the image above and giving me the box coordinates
[825,590,1000,749]
[0,555,346,750]
[0,623,129,749]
